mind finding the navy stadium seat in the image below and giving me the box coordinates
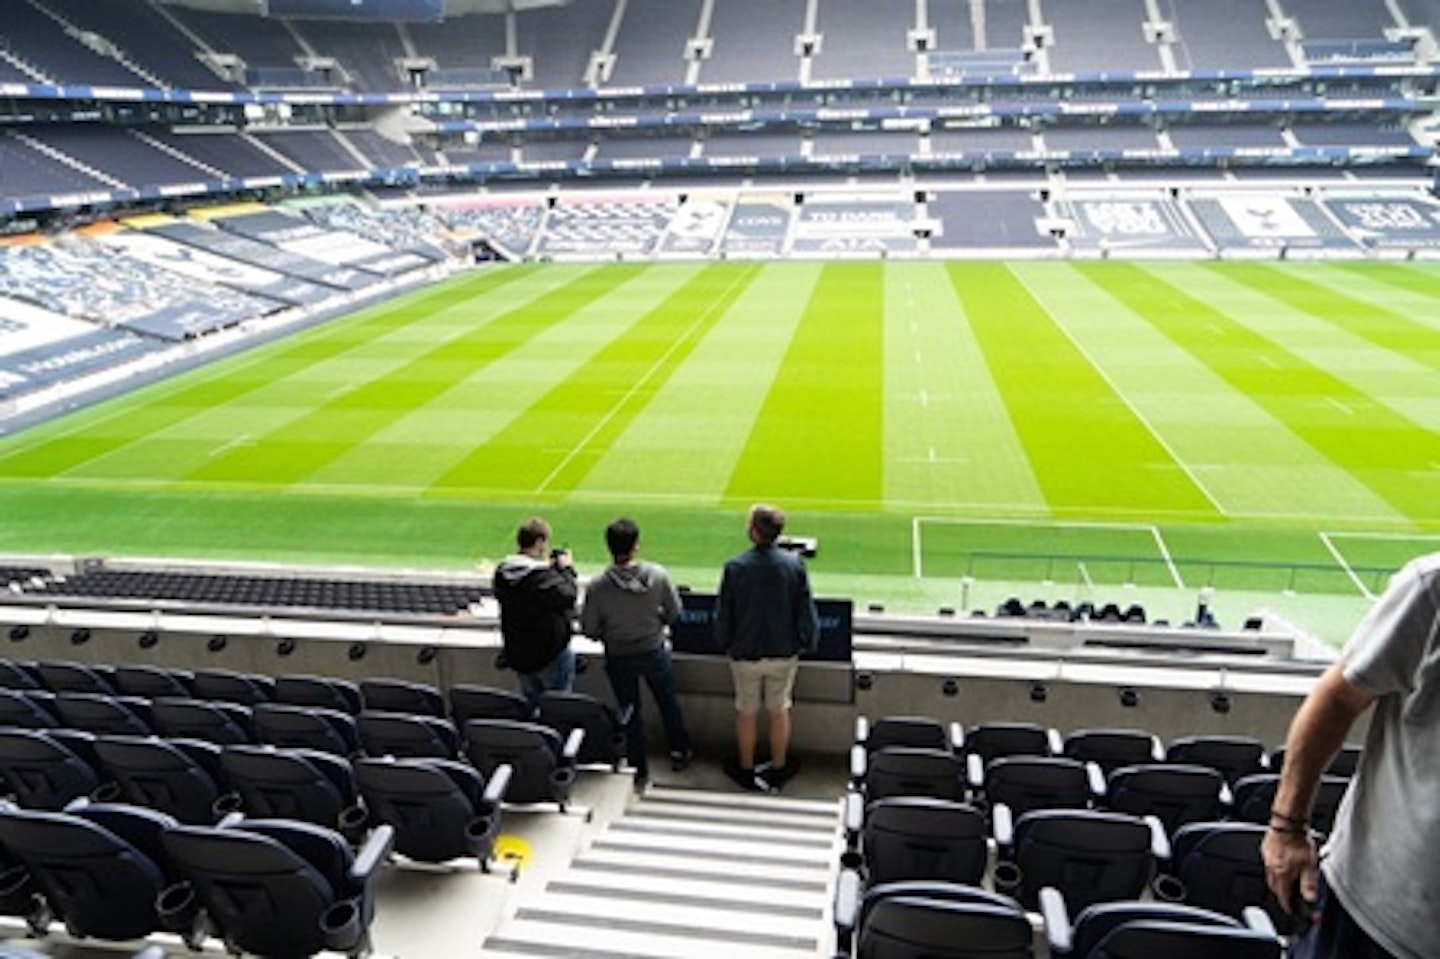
[162,818,393,958]
[354,755,510,866]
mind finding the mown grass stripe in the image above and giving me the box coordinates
[947,262,1216,517]
[0,267,536,480]
[1339,261,1440,302]
[1080,262,1440,523]
[429,262,759,495]
[724,263,884,507]
[176,265,643,485]
[882,261,1046,513]
[1208,263,1440,373]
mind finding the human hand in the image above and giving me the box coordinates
[1261,826,1318,916]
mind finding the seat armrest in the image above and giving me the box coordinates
[1085,761,1106,799]
[1145,815,1171,860]
[948,722,964,752]
[992,802,1014,848]
[561,727,585,763]
[1219,781,1233,807]
[483,763,513,807]
[1242,905,1277,937]
[965,753,984,790]
[849,744,867,785]
[1148,735,1164,763]
[853,716,869,748]
[1038,886,1073,955]
[1045,728,1063,756]
[843,791,864,847]
[832,867,862,954]
[350,824,395,883]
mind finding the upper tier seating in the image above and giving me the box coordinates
[810,0,916,81]
[1045,0,1163,75]
[0,2,147,86]
[699,0,805,84]
[37,0,231,90]
[605,0,700,87]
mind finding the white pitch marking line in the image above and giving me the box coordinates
[208,433,253,457]
[1149,525,1184,588]
[1319,531,1377,601]
[1324,397,1356,416]
[535,268,753,493]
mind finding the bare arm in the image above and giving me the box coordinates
[1262,660,1375,913]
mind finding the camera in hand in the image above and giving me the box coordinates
[550,546,570,564]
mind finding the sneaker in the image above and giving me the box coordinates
[669,748,694,772]
[724,760,771,793]
[759,758,799,791]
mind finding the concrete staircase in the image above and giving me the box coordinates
[480,784,843,958]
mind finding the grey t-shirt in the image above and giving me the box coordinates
[1326,552,1440,959]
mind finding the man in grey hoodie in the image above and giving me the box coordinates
[580,517,693,783]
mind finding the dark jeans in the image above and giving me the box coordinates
[604,643,691,778]
[517,646,575,709]
[1292,871,1398,959]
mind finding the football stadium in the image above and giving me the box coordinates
[0,0,1437,956]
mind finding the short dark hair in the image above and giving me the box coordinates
[749,504,785,546]
[517,517,551,550]
[605,517,639,560]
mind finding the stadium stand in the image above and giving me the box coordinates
[605,0,701,88]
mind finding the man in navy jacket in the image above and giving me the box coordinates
[715,504,819,792]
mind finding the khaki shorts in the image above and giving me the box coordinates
[730,656,800,713]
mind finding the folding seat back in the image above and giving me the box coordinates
[864,747,968,802]
[861,797,987,886]
[964,723,1056,764]
[358,711,459,759]
[0,803,180,941]
[93,736,230,825]
[1063,730,1161,775]
[1104,764,1227,835]
[274,674,363,714]
[1064,901,1279,959]
[0,728,104,810]
[0,660,40,690]
[54,693,154,737]
[355,756,505,864]
[1164,736,1265,785]
[360,678,445,717]
[1230,773,1349,835]
[1269,743,1361,780]
[33,661,115,695]
[859,716,956,755]
[190,669,273,706]
[855,882,1033,959]
[999,810,1157,911]
[253,702,359,757]
[537,691,626,769]
[1167,822,1273,923]
[462,719,578,808]
[449,684,534,725]
[162,818,392,959]
[984,756,1096,817]
[112,666,193,700]
[220,745,364,836]
[150,697,254,746]
[0,690,57,730]
[1080,918,1279,958]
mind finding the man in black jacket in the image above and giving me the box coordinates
[492,517,578,708]
[715,504,819,792]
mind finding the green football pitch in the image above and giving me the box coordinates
[1,259,1438,614]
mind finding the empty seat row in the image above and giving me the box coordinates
[0,718,585,862]
[835,878,1280,958]
[856,715,1362,782]
[0,799,392,958]
[16,569,487,616]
